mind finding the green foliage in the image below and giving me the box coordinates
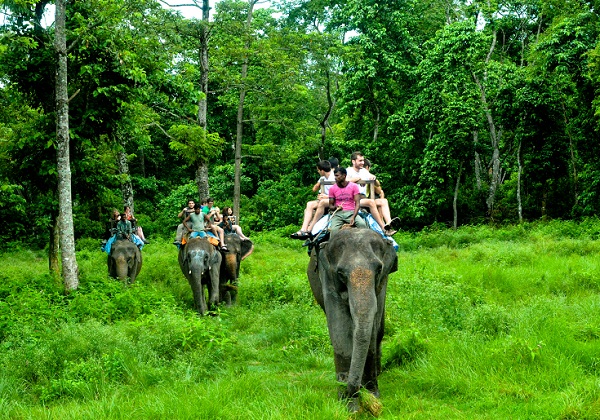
[468,304,513,338]
[208,163,253,203]
[168,124,224,164]
[5,223,600,417]
[0,183,27,244]
[243,175,313,231]
[153,182,198,238]
[383,328,429,369]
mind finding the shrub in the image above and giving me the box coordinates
[243,177,313,232]
[153,182,198,238]
[468,304,512,338]
[383,329,429,369]
[393,276,472,332]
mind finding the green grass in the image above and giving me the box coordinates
[4,222,600,418]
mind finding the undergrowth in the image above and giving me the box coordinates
[3,220,600,418]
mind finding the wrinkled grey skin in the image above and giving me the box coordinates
[108,239,142,283]
[307,228,398,410]
[178,237,222,315]
[220,234,254,305]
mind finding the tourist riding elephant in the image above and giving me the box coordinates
[108,239,142,283]
[179,237,222,315]
[220,234,254,305]
[306,228,398,411]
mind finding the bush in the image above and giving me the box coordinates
[153,183,198,238]
[383,329,429,369]
[468,304,512,338]
[244,176,313,232]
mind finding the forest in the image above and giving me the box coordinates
[4,1,600,417]
[1,0,600,269]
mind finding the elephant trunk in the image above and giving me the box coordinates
[115,256,129,280]
[346,266,378,397]
[188,253,209,314]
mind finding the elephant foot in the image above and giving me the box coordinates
[365,380,380,398]
[336,372,348,383]
[339,387,382,416]
[346,397,360,413]
[338,386,360,413]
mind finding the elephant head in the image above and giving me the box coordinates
[220,234,254,305]
[108,239,142,283]
[307,228,397,410]
[178,237,222,315]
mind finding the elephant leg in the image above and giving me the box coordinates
[207,265,220,309]
[361,324,382,397]
[322,291,354,389]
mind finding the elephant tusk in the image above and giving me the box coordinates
[189,270,192,275]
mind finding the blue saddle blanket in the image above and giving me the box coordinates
[102,233,144,254]
[310,212,398,251]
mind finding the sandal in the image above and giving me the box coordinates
[221,245,229,252]
[384,229,397,237]
[384,217,401,232]
[290,230,310,239]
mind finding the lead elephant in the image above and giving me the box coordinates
[179,237,222,315]
[108,239,142,283]
[220,234,254,305]
[307,228,398,411]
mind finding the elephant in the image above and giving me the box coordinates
[108,239,143,283]
[219,234,254,305]
[306,227,398,411]
[178,237,222,315]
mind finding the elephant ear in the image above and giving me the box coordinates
[210,247,221,265]
[133,248,142,271]
[381,240,398,275]
[240,239,254,260]
[179,245,189,271]
[316,242,333,287]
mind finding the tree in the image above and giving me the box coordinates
[168,124,224,194]
[55,0,79,289]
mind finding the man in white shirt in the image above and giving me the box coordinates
[291,160,335,239]
[346,151,397,236]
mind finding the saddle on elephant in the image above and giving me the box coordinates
[181,231,220,247]
[303,212,399,256]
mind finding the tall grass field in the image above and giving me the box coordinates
[3,220,600,419]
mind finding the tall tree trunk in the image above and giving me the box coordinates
[453,163,463,230]
[318,69,336,161]
[55,0,79,290]
[117,141,134,212]
[233,0,256,219]
[473,131,482,190]
[472,71,502,217]
[197,0,210,131]
[196,0,211,199]
[49,214,60,275]
[517,138,523,224]
[373,102,380,143]
[561,100,578,206]
[140,147,146,178]
[473,24,502,218]
[196,163,209,200]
